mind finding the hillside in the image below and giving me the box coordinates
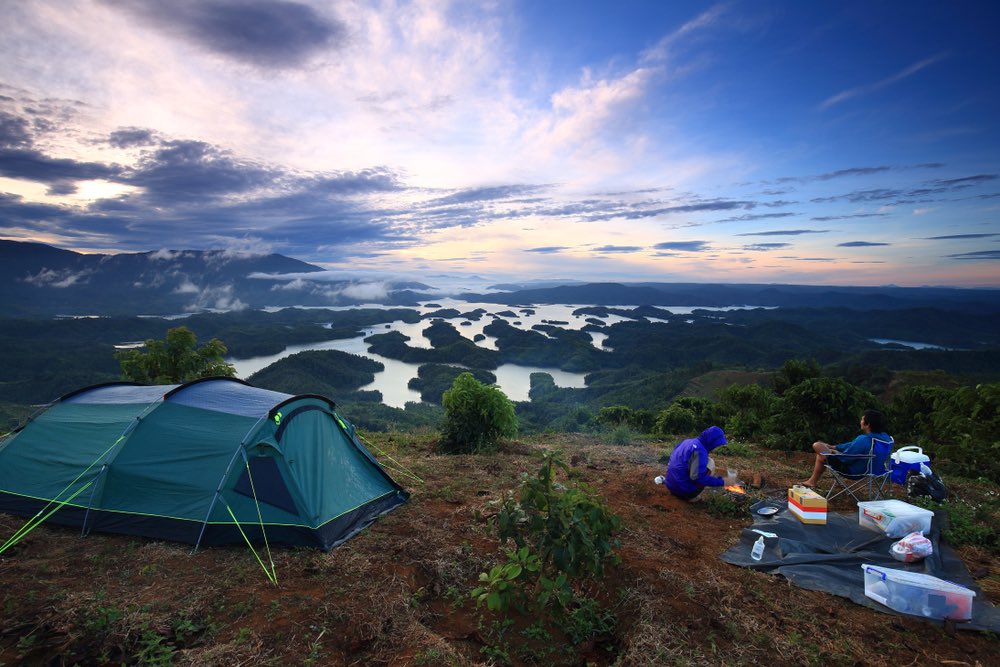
[1,434,997,666]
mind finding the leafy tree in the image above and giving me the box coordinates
[765,377,878,450]
[772,358,821,395]
[116,326,236,384]
[439,372,517,453]
[717,383,778,439]
[654,404,696,435]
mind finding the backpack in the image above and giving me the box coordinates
[906,470,948,502]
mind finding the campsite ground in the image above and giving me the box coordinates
[1,433,997,666]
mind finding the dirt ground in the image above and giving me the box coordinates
[1,433,997,666]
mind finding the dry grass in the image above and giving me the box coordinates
[1,433,998,666]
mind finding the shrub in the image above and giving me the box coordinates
[654,404,696,435]
[765,377,878,450]
[717,383,777,439]
[772,358,821,395]
[439,372,517,454]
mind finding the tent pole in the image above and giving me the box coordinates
[193,415,266,554]
[80,463,108,537]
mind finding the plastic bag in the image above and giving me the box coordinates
[890,531,933,563]
[907,469,948,501]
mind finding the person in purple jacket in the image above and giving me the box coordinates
[662,426,728,500]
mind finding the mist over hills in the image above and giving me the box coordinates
[0,240,431,315]
[4,240,1000,317]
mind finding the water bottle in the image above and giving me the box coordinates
[654,475,665,485]
[751,535,765,561]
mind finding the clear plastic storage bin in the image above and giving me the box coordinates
[858,499,933,538]
[862,564,975,621]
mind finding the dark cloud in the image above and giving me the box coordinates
[426,184,546,207]
[524,246,568,254]
[0,147,120,183]
[923,233,999,240]
[110,0,345,69]
[0,111,32,147]
[743,243,790,251]
[947,250,1000,260]
[592,245,642,253]
[811,213,888,221]
[736,229,829,236]
[309,168,402,195]
[123,140,276,204]
[653,241,709,252]
[776,163,944,184]
[716,212,796,223]
[108,127,158,148]
[837,241,890,247]
[812,174,998,205]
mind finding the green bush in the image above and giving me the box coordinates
[654,404,696,435]
[496,451,621,579]
[717,383,777,439]
[772,358,821,396]
[765,377,878,450]
[439,372,517,454]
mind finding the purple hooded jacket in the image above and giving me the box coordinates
[665,426,727,499]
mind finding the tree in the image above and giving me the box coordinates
[439,372,517,453]
[116,326,236,384]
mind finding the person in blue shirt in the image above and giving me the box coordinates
[801,409,892,487]
[661,426,728,500]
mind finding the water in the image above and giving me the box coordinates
[228,300,749,408]
[870,338,950,351]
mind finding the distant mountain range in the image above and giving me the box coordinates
[4,240,999,316]
[464,281,1000,312]
[0,240,431,316]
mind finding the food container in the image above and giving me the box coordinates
[862,564,975,621]
[890,445,931,484]
[788,485,827,525]
[858,499,933,538]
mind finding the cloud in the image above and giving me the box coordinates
[837,241,890,247]
[819,53,948,110]
[426,184,548,207]
[0,147,120,184]
[524,246,569,254]
[743,243,790,251]
[108,0,345,69]
[108,127,158,148]
[653,240,709,252]
[21,267,94,288]
[592,245,643,253]
[0,111,32,147]
[736,229,829,237]
[923,233,999,240]
[947,250,1000,260]
[810,213,888,221]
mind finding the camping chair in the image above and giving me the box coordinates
[823,436,894,503]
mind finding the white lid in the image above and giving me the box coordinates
[861,564,976,596]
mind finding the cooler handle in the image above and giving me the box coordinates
[894,445,923,456]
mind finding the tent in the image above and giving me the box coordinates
[0,378,408,551]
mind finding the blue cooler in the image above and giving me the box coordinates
[890,445,931,485]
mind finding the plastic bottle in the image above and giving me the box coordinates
[751,536,765,561]
[654,475,665,485]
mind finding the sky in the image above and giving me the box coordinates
[1,0,999,289]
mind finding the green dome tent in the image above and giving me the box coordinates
[0,378,408,552]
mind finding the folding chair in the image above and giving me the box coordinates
[823,436,894,503]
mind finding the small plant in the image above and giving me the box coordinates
[133,628,174,666]
[703,491,745,518]
[607,424,635,446]
[439,372,517,454]
[564,596,616,644]
[471,546,540,612]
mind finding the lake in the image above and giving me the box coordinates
[229,299,752,408]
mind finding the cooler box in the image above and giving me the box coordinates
[862,564,975,621]
[788,485,827,525]
[858,499,933,538]
[890,445,931,484]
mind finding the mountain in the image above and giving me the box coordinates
[462,281,1000,312]
[0,241,430,316]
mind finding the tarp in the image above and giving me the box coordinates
[720,499,1000,632]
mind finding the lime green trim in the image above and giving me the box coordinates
[356,432,424,484]
[0,480,94,554]
[240,453,277,583]
[224,502,277,585]
[0,487,399,530]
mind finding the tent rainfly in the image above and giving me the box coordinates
[0,378,408,551]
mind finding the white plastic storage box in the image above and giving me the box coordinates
[890,445,931,484]
[862,564,975,621]
[858,499,933,538]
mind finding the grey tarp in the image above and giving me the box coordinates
[719,500,1000,632]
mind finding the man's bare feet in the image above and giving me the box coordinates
[799,480,818,487]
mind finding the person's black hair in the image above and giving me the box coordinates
[863,409,887,433]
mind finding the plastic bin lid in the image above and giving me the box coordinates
[861,564,976,596]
